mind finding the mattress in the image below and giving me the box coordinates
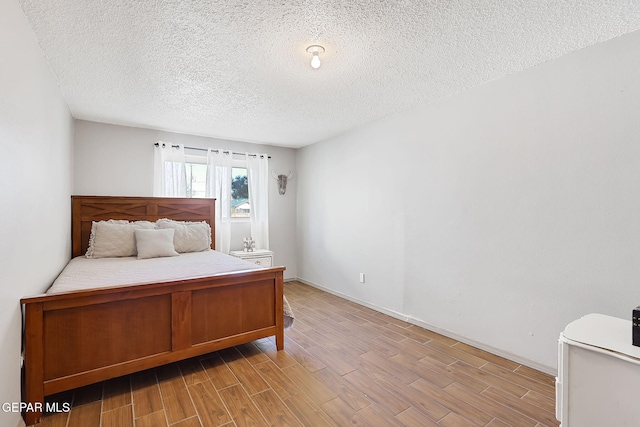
[46,249,295,329]
[47,249,261,294]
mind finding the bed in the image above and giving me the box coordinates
[21,196,286,425]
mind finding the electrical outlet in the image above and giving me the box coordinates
[359,273,365,283]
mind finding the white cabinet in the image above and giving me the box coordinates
[557,313,640,426]
[229,249,273,267]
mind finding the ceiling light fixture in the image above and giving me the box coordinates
[306,45,325,69]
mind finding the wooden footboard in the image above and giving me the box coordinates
[21,267,284,425]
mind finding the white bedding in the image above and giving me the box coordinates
[47,250,261,294]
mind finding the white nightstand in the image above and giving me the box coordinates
[229,249,273,267]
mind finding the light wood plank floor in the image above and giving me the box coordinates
[34,281,559,427]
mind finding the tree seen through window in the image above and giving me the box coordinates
[231,167,250,218]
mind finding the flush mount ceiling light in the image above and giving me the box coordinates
[306,45,325,69]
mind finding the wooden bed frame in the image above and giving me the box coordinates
[21,196,285,425]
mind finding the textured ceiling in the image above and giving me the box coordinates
[18,0,640,148]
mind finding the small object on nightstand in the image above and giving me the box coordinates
[242,237,255,252]
[633,306,640,347]
[230,249,273,267]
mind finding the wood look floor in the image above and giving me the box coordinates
[34,281,559,427]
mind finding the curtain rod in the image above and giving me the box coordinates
[154,142,271,158]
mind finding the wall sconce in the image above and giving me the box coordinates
[306,45,325,69]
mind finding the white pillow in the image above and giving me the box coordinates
[155,219,211,253]
[135,229,179,259]
[86,220,156,258]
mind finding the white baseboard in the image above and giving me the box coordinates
[405,316,555,376]
[295,278,410,322]
[295,277,555,376]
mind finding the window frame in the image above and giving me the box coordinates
[184,155,207,199]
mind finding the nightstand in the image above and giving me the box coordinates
[229,249,273,267]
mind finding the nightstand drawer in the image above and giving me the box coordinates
[229,250,274,268]
[246,256,272,267]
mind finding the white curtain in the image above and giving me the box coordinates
[206,149,233,253]
[247,153,270,250]
[153,142,186,197]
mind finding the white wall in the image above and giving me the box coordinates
[297,29,640,372]
[0,2,73,426]
[73,120,298,279]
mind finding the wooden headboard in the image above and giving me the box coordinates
[71,196,216,257]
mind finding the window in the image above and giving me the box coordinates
[155,143,269,252]
[184,158,250,218]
